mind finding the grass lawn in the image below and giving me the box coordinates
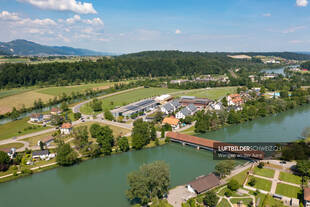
[0,142,24,150]
[217,198,230,207]
[253,166,275,178]
[76,122,131,138]
[275,183,302,198]
[0,118,50,141]
[246,176,272,192]
[260,194,285,207]
[230,198,253,205]
[80,87,181,115]
[173,87,238,100]
[21,132,54,147]
[229,167,250,185]
[278,171,302,185]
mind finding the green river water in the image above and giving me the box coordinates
[1,104,310,207]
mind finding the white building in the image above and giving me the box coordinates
[175,104,197,119]
[60,123,72,135]
[30,113,43,122]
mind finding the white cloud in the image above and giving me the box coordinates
[282,25,306,33]
[18,0,97,14]
[175,29,181,34]
[66,14,80,24]
[18,18,56,25]
[83,17,103,25]
[296,0,308,7]
[0,11,20,21]
[289,40,303,44]
[262,13,271,17]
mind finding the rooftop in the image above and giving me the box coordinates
[188,173,220,194]
[163,116,180,126]
[305,188,310,201]
[61,123,72,129]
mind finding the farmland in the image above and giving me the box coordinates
[172,87,238,100]
[0,81,123,115]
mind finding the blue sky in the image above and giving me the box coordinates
[0,0,310,53]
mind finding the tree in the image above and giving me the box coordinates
[214,160,235,178]
[257,162,264,169]
[101,139,112,155]
[74,112,81,120]
[154,111,164,123]
[127,161,170,205]
[150,124,157,141]
[248,178,256,186]
[227,179,240,191]
[132,119,151,150]
[10,107,20,120]
[104,109,114,121]
[90,98,102,112]
[0,151,10,171]
[39,141,45,150]
[96,126,114,147]
[222,97,228,107]
[118,137,129,152]
[90,123,101,138]
[56,143,78,166]
[60,102,69,112]
[73,126,89,148]
[203,191,218,207]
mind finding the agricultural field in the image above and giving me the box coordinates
[278,172,302,185]
[275,183,301,199]
[0,118,50,140]
[0,142,24,150]
[0,81,124,114]
[173,87,238,100]
[80,87,182,115]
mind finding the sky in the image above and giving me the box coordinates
[0,0,310,53]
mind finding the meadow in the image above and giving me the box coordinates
[172,87,238,100]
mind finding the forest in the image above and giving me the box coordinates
[0,51,292,89]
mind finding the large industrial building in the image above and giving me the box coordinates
[111,99,158,118]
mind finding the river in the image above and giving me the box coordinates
[1,105,310,207]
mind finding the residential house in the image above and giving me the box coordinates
[38,135,55,147]
[304,188,310,207]
[50,107,62,115]
[30,113,43,122]
[210,102,224,111]
[60,123,73,135]
[162,116,180,129]
[187,173,221,194]
[227,94,243,106]
[160,100,181,114]
[176,104,197,119]
[32,150,55,160]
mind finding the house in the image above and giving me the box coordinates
[160,100,181,114]
[30,113,43,122]
[304,188,310,207]
[32,150,53,160]
[210,102,224,111]
[187,173,221,194]
[60,123,73,134]
[0,148,16,159]
[162,116,180,129]
[38,135,55,147]
[227,94,243,106]
[176,104,197,119]
[50,107,62,115]
[43,114,52,121]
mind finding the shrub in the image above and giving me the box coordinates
[225,189,232,197]
[249,178,256,186]
[21,169,33,174]
[228,179,240,191]
[257,162,264,169]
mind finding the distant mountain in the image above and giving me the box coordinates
[295,51,310,55]
[0,39,112,56]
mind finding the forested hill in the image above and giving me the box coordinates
[301,61,310,69]
[120,50,310,60]
[0,51,292,88]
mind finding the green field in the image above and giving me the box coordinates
[80,87,181,115]
[37,82,118,96]
[173,87,238,100]
[278,172,302,185]
[230,198,253,205]
[0,88,32,99]
[0,142,24,150]
[253,167,275,178]
[0,118,50,140]
[275,183,301,198]
[246,176,272,191]
[217,198,230,207]
[229,167,250,185]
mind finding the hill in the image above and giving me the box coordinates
[0,39,111,56]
